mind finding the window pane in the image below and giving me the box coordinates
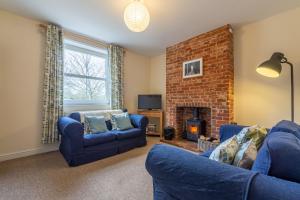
[64,76,107,102]
[64,48,106,78]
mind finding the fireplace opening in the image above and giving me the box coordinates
[189,125,198,134]
[185,108,206,142]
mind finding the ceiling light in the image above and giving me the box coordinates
[124,0,150,32]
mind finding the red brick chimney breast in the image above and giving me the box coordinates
[166,25,234,138]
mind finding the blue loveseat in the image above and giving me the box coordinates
[57,111,148,166]
[146,121,300,200]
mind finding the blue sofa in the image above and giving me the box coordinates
[57,112,148,166]
[146,121,300,200]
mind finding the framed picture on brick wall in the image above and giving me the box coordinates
[183,58,203,79]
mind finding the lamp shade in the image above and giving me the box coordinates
[124,0,150,32]
[256,52,295,122]
[256,52,284,78]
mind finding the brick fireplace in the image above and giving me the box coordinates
[166,25,234,139]
[176,106,211,139]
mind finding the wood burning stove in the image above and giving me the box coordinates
[185,108,206,142]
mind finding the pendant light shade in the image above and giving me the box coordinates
[124,0,150,32]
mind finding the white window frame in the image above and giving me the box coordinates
[63,39,111,108]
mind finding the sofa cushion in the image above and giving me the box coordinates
[83,132,116,147]
[233,139,257,169]
[209,136,239,164]
[270,120,300,139]
[252,131,300,183]
[84,116,108,133]
[236,125,267,149]
[111,112,134,130]
[268,132,300,183]
[112,128,142,140]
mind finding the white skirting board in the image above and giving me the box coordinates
[0,144,59,162]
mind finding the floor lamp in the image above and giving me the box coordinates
[256,52,294,122]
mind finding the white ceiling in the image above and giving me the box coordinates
[1,0,300,56]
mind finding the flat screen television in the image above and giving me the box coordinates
[138,95,162,110]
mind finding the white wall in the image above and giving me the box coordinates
[148,54,166,126]
[0,10,150,161]
[149,54,166,111]
[0,10,58,161]
[124,50,150,113]
[234,7,300,127]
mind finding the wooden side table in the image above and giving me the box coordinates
[137,109,164,138]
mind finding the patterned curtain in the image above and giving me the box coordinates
[108,44,124,110]
[42,24,64,144]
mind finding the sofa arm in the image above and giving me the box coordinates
[68,112,81,122]
[146,144,256,200]
[248,173,300,200]
[58,117,84,152]
[130,114,148,130]
[220,124,246,142]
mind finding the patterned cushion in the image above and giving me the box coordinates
[209,136,239,164]
[84,116,108,134]
[236,125,267,149]
[233,139,257,169]
[111,112,133,131]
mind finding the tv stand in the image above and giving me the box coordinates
[137,109,164,138]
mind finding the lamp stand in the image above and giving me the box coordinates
[282,60,294,122]
[257,52,295,122]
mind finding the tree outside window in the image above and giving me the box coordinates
[63,41,109,106]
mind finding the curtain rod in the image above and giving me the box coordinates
[38,23,109,48]
[38,24,129,52]
[39,23,47,29]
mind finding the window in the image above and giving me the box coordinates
[63,40,110,107]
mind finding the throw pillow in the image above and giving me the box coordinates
[84,116,108,134]
[111,112,133,131]
[233,139,257,169]
[209,136,239,164]
[236,125,267,149]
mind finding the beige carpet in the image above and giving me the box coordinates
[0,137,159,200]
